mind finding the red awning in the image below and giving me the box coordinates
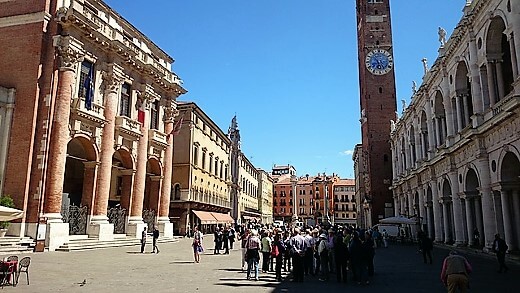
[211,212,234,224]
[193,210,217,224]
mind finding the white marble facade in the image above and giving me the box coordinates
[390,0,520,251]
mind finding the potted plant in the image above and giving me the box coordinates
[0,194,14,237]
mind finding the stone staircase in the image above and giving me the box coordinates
[56,234,181,252]
[0,236,35,255]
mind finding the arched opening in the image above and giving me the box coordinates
[420,111,429,160]
[143,157,162,231]
[464,168,483,247]
[433,91,447,147]
[107,148,134,234]
[455,62,474,130]
[409,126,417,166]
[442,179,454,244]
[62,137,97,235]
[173,183,181,200]
[426,186,435,239]
[499,151,520,250]
[485,16,514,105]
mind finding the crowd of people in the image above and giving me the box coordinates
[191,222,388,285]
[188,222,512,292]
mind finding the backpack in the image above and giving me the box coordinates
[271,243,279,257]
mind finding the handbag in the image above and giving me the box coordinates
[271,244,279,257]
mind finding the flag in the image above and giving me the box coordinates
[137,99,146,124]
[83,66,94,110]
[170,115,184,136]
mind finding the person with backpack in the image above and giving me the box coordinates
[273,233,286,281]
[492,234,509,273]
[318,233,329,281]
[261,230,273,273]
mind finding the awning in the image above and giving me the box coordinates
[192,210,217,224]
[211,212,234,224]
[0,206,24,222]
[242,215,260,221]
[379,216,417,225]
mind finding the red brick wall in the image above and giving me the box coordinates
[0,1,58,222]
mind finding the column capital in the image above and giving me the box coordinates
[53,35,85,71]
[163,104,179,123]
[102,63,124,94]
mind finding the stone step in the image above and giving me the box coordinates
[0,236,35,256]
[56,236,179,252]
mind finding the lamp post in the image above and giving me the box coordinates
[290,175,298,227]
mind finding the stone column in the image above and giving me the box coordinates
[510,31,520,78]
[431,181,442,242]
[80,162,99,219]
[0,100,14,194]
[44,35,84,251]
[441,74,455,139]
[486,61,497,106]
[479,66,490,111]
[468,33,484,115]
[474,196,484,246]
[493,190,505,238]
[496,61,506,100]
[449,171,465,245]
[465,195,474,246]
[393,195,399,216]
[455,95,463,132]
[512,190,520,250]
[462,95,470,128]
[119,169,135,229]
[88,64,123,241]
[157,104,177,239]
[127,90,151,238]
[426,203,434,239]
[476,157,496,249]
[442,201,450,243]
[414,129,421,164]
[418,187,425,223]
[500,189,514,250]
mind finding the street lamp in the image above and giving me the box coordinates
[290,175,298,226]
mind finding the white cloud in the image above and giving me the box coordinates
[340,150,354,156]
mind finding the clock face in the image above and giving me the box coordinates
[365,49,393,75]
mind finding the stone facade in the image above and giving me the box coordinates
[333,179,357,225]
[390,0,520,250]
[170,102,232,235]
[0,0,185,250]
[257,169,274,224]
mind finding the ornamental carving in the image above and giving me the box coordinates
[163,106,179,123]
[53,35,85,70]
[102,71,123,94]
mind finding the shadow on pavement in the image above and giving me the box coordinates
[169,260,195,264]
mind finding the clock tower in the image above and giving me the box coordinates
[356,0,397,226]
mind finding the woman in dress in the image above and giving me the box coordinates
[192,226,204,263]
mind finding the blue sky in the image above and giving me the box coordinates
[104,0,464,178]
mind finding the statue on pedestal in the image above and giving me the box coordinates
[438,27,447,47]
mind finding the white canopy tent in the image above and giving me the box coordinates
[379,215,417,225]
[0,205,24,222]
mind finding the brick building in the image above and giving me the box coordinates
[355,0,398,227]
[0,0,185,250]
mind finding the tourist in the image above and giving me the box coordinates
[239,229,250,271]
[214,227,222,254]
[420,235,433,264]
[492,234,509,273]
[334,229,349,283]
[273,233,286,281]
[246,229,261,281]
[222,226,230,254]
[440,250,472,292]
[327,229,336,273]
[152,226,160,254]
[192,225,203,263]
[317,233,329,281]
[261,230,272,273]
[382,229,389,248]
[363,231,375,277]
[229,226,236,249]
[303,229,315,276]
[283,230,292,272]
[140,227,147,253]
[290,227,307,282]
